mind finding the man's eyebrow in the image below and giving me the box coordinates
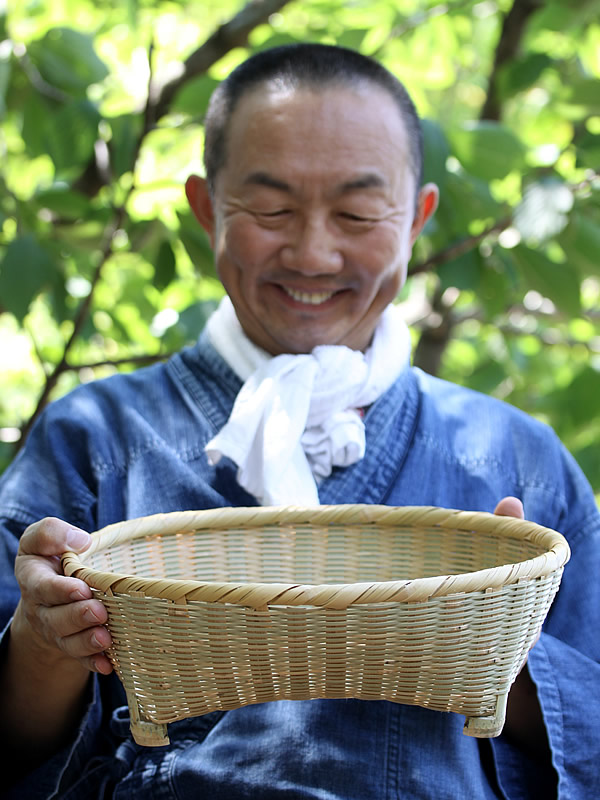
[243,171,387,195]
[337,173,387,193]
[243,172,291,192]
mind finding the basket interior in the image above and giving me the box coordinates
[85,523,546,585]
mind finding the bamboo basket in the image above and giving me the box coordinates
[62,505,570,747]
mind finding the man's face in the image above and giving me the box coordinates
[188,82,436,355]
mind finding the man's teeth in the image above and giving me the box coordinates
[284,288,335,305]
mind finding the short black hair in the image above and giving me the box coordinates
[203,43,424,198]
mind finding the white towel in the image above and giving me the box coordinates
[205,296,411,505]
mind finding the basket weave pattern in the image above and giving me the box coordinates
[62,505,570,746]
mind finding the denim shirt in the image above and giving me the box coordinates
[1,334,599,799]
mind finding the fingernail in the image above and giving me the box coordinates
[70,589,87,601]
[66,528,91,551]
[84,607,101,623]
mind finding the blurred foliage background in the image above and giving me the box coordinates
[0,0,599,497]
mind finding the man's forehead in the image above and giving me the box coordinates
[216,80,415,196]
[229,79,407,136]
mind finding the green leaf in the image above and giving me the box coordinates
[438,249,482,292]
[0,235,59,321]
[120,274,157,322]
[44,100,100,173]
[496,53,553,99]
[0,51,10,120]
[534,0,598,30]
[34,187,94,219]
[22,91,52,159]
[176,211,217,279]
[492,246,520,287]
[479,260,513,317]
[511,244,581,317]
[532,3,570,30]
[52,208,112,250]
[576,131,600,171]
[336,29,369,50]
[0,442,15,476]
[434,170,502,237]
[553,367,600,431]
[127,218,170,264]
[448,121,526,182]
[468,359,507,395]
[47,263,69,323]
[166,300,218,345]
[421,118,449,189]
[154,240,176,291]
[126,0,138,29]
[572,441,600,492]
[250,32,303,53]
[171,76,221,117]
[565,79,600,112]
[109,114,143,177]
[558,212,600,276]
[514,179,573,243]
[27,27,109,94]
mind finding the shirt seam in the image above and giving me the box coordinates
[413,431,566,497]
[91,439,211,476]
[557,509,600,549]
[531,637,566,796]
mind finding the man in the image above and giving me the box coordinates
[1,44,599,799]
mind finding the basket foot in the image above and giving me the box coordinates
[129,718,170,747]
[463,691,508,738]
[125,690,170,746]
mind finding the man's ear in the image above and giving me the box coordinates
[185,175,215,245]
[410,182,439,244]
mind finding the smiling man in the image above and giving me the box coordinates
[185,76,437,355]
[1,44,599,800]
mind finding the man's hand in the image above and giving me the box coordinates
[493,497,555,781]
[1,518,114,773]
[12,517,113,674]
[493,495,524,520]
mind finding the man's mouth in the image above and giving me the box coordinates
[283,287,337,305]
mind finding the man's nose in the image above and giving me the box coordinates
[280,217,343,275]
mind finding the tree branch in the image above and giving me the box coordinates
[151,0,291,122]
[16,3,294,447]
[66,352,174,371]
[449,305,600,351]
[17,211,126,447]
[410,216,511,375]
[64,1,293,198]
[15,46,70,104]
[408,217,512,276]
[17,40,158,451]
[374,0,475,57]
[412,284,454,376]
[480,0,544,121]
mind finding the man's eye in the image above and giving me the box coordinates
[340,212,372,223]
[257,209,290,218]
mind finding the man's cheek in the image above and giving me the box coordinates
[224,221,263,263]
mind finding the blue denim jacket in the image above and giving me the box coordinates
[1,334,599,799]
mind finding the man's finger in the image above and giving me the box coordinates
[15,556,93,605]
[493,496,524,519]
[18,517,91,557]
[37,598,109,640]
[60,623,112,661]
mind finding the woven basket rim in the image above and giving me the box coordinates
[61,505,570,609]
